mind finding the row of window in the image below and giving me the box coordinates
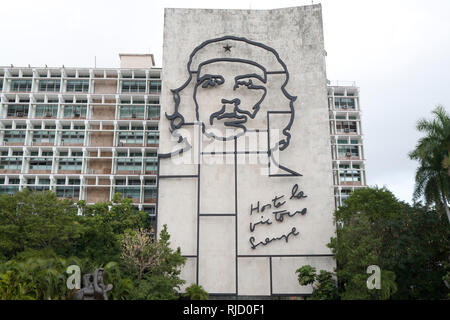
[335,121,357,133]
[333,97,356,109]
[336,145,359,158]
[338,170,362,182]
[3,79,161,94]
[0,176,156,185]
[2,130,159,145]
[0,158,158,171]
[4,104,160,119]
[0,185,157,199]
[337,164,363,183]
[0,150,157,158]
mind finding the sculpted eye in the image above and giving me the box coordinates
[199,75,224,88]
[234,79,253,90]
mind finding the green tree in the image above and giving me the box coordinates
[102,261,134,300]
[330,187,449,299]
[0,190,82,259]
[183,284,208,300]
[74,194,150,264]
[296,265,338,300]
[0,190,149,299]
[121,225,186,300]
[409,105,450,222]
[0,249,83,300]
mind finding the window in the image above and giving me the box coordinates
[0,156,22,170]
[7,105,28,117]
[0,185,19,194]
[146,151,157,158]
[39,80,60,92]
[145,158,157,172]
[58,157,82,171]
[115,179,126,185]
[147,132,159,145]
[129,152,142,157]
[0,80,3,91]
[120,105,145,119]
[66,80,89,92]
[61,130,85,144]
[32,129,55,144]
[115,186,140,199]
[336,121,357,133]
[118,126,143,145]
[36,105,58,117]
[117,158,142,171]
[144,187,157,200]
[122,80,145,93]
[149,81,161,94]
[29,157,52,170]
[334,97,355,109]
[339,169,361,183]
[63,105,86,118]
[68,178,80,185]
[129,179,140,185]
[56,186,80,198]
[11,80,32,92]
[3,128,26,143]
[9,178,20,184]
[148,105,160,119]
[337,145,359,158]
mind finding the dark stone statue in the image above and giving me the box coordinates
[72,268,113,300]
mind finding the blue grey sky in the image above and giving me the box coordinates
[1,0,449,203]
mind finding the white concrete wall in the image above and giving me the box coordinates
[119,54,155,68]
[158,5,336,296]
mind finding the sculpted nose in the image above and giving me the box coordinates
[221,98,241,106]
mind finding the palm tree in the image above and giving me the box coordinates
[409,105,450,223]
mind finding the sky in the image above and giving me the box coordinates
[1,0,449,203]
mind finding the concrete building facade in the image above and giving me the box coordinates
[157,5,345,297]
[0,55,161,228]
[328,82,367,208]
[0,4,366,298]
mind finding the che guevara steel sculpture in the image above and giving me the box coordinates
[160,35,300,177]
[158,35,306,253]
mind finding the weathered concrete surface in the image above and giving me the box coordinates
[158,5,335,296]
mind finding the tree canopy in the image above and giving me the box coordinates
[325,187,449,300]
[0,190,186,300]
[409,105,450,222]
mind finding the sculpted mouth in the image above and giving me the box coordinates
[216,112,247,128]
[209,105,248,129]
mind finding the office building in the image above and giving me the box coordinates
[0,55,161,228]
